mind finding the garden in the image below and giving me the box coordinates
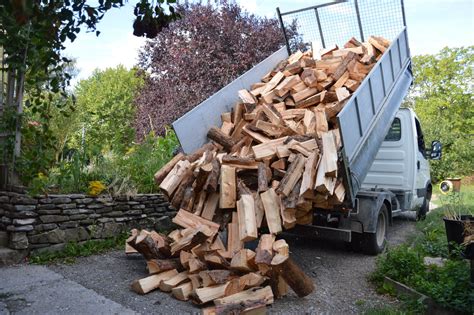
[370,183,474,314]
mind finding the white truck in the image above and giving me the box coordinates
[172,0,442,254]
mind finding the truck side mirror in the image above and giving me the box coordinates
[429,140,442,160]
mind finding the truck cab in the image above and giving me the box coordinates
[362,108,433,217]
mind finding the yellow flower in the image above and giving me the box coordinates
[126,147,136,155]
[38,172,47,180]
[88,181,106,196]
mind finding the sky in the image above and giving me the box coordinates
[64,0,474,84]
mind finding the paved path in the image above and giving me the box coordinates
[0,265,136,315]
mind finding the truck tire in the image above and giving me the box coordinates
[362,204,388,255]
[417,186,432,221]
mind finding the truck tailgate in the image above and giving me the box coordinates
[337,28,412,204]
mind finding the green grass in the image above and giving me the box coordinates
[28,233,128,265]
[434,182,474,209]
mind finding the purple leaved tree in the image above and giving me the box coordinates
[134,1,300,140]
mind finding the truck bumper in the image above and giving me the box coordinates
[288,224,352,242]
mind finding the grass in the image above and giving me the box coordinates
[370,186,474,314]
[28,233,128,265]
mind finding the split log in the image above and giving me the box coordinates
[219,165,236,209]
[321,132,338,177]
[276,154,306,197]
[260,188,283,235]
[333,51,357,80]
[172,282,193,301]
[237,194,258,242]
[252,136,288,160]
[188,257,207,273]
[257,163,269,192]
[230,249,257,272]
[238,89,257,104]
[180,250,192,269]
[214,286,274,306]
[208,127,236,152]
[202,300,267,315]
[194,163,213,193]
[225,221,243,259]
[131,269,178,295]
[204,251,231,269]
[193,283,230,304]
[271,254,315,297]
[201,192,219,221]
[254,193,265,229]
[125,229,139,254]
[300,150,320,198]
[133,233,164,260]
[269,271,289,299]
[172,209,220,236]
[170,168,195,209]
[147,259,183,274]
[261,71,285,95]
[170,227,212,255]
[159,160,192,198]
[203,159,220,193]
[200,270,237,287]
[154,153,185,185]
[160,271,189,292]
[255,234,275,274]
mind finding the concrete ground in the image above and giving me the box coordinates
[0,213,418,315]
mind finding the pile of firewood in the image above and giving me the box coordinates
[126,36,391,313]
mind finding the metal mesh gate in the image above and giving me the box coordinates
[277,0,407,54]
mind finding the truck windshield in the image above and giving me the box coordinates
[384,118,401,141]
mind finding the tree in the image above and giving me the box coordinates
[0,0,179,186]
[406,46,474,181]
[73,66,143,155]
[134,1,299,139]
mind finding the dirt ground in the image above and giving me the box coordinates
[49,213,417,314]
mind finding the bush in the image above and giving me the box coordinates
[93,128,179,193]
[371,208,473,313]
[27,129,179,195]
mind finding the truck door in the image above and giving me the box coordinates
[362,111,414,193]
[413,117,430,208]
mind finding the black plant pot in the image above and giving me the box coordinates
[443,215,474,259]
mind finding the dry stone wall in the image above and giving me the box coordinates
[0,191,174,253]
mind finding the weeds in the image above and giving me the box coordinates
[29,233,128,265]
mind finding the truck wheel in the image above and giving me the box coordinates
[362,204,388,255]
[417,187,432,221]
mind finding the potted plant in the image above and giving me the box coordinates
[443,208,473,259]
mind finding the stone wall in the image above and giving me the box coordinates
[0,191,174,253]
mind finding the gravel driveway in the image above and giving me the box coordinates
[49,213,417,314]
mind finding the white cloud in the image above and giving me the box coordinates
[239,0,258,13]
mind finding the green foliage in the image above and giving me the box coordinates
[28,233,128,265]
[371,207,473,313]
[73,66,143,155]
[406,46,474,181]
[18,90,78,184]
[26,129,178,194]
[90,128,179,193]
[371,245,425,285]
